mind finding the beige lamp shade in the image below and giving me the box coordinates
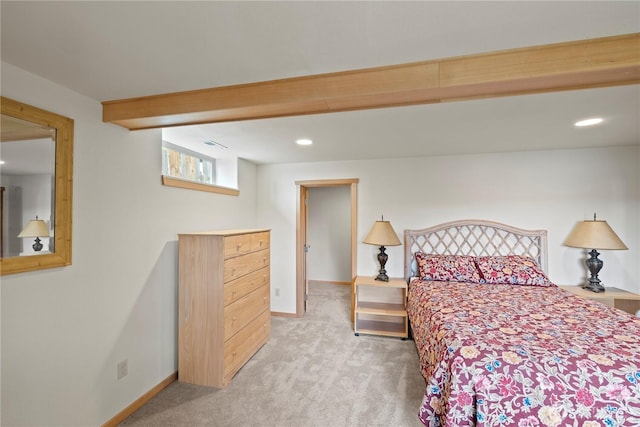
[563,219,627,250]
[363,220,401,246]
[18,218,50,238]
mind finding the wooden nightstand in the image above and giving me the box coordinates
[559,285,640,316]
[353,276,408,338]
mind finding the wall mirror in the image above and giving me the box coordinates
[0,97,73,275]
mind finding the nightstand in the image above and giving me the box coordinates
[353,276,408,338]
[559,285,640,316]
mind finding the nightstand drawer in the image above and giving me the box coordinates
[613,299,640,315]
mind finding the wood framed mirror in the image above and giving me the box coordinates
[0,97,73,275]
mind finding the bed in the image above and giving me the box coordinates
[404,220,640,427]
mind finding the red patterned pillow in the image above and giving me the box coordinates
[415,253,482,283]
[475,255,553,286]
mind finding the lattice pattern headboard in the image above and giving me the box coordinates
[404,219,548,280]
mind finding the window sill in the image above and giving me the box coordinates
[161,175,239,196]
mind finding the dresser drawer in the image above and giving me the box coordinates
[251,231,270,252]
[224,248,270,282]
[224,266,270,307]
[224,285,270,340]
[223,309,270,385]
[224,234,253,259]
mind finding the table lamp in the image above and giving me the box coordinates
[363,216,401,281]
[563,213,628,293]
[18,216,50,252]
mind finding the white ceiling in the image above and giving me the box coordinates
[2,1,639,165]
[1,139,55,175]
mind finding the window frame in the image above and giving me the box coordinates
[161,140,215,184]
[160,141,239,196]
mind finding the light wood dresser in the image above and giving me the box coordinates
[178,229,271,388]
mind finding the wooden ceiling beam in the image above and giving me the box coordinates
[102,33,640,130]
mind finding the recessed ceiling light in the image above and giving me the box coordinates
[296,138,313,146]
[575,118,603,127]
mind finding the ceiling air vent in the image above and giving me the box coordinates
[204,140,228,149]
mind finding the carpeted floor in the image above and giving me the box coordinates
[120,282,426,427]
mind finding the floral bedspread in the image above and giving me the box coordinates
[407,280,640,427]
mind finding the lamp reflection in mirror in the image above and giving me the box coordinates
[363,216,401,281]
[17,216,50,252]
[563,213,628,293]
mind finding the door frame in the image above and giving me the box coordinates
[295,178,358,318]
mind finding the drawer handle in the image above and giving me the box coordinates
[259,240,263,246]
[236,243,242,251]
[232,316,236,322]
[232,351,236,357]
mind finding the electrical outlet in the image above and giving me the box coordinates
[117,359,128,380]
[275,288,280,297]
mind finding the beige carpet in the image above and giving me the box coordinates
[120,282,426,427]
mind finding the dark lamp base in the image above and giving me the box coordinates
[375,272,390,282]
[582,248,605,293]
[32,237,44,252]
[375,245,390,282]
[582,281,605,293]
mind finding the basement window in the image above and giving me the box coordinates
[162,141,215,184]
[160,140,239,196]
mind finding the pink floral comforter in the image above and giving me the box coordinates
[407,280,640,427]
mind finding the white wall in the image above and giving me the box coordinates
[258,146,640,314]
[2,60,638,425]
[20,174,53,254]
[307,186,351,282]
[2,174,54,256]
[1,63,260,426]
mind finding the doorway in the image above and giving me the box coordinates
[295,178,358,318]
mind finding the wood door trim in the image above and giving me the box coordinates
[295,178,359,187]
[296,179,358,318]
[295,185,306,317]
[0,186,4,258]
